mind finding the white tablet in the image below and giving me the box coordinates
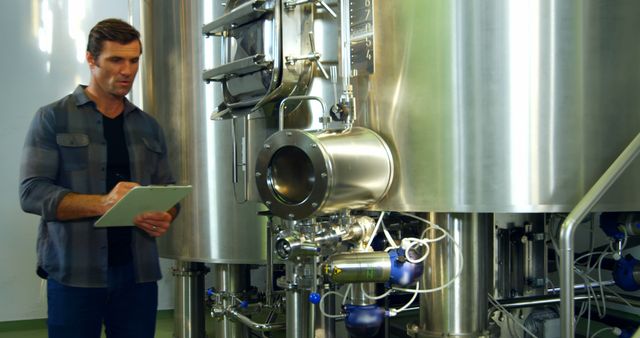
[94,185,192,227]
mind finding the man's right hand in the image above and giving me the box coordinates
[55,181,143,221]
[100,181,140,213]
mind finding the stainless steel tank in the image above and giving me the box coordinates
[141,0,266,264]
[350,0,640,212]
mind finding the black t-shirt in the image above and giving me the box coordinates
[103,113,133,266]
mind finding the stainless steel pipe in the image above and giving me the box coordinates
[497,293,640,310]
[173,261,207,338]
[210,264,250,338]
[417,213,492,338]
[318,287,337,338]
[278,96,328,131]
[266,219,274,306]
[546,280,615,294]
[226,307,285,332]
[286,288,313,338]
[559,132,640,338]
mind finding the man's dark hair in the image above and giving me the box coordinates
[87,18,141,60]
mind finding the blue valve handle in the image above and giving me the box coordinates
[309,292,321,304]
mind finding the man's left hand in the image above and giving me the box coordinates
[133,211,172,237]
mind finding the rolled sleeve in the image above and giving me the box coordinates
[19,108,71,221]
[20,177,71,221]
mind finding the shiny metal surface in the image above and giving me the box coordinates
[226,307,285,332]
[270,146,315,203]
[559,132,640,338]
[497,292,640,310]
[141,0,266,263]
[274,231,319,260]
[323,252,391,284]
[278,95,328,131]
[211,264,250,338]
[270,1,315,114]
[173,262,207,338]
[547,280,616,294]
[418,213,492,338]
[216,0,277,108]
[523,219,547,296]
[621,213,640,236]
[245,113,273,203]
[208,0,316,115]
[315,287,337,338]
[265,220,275,305]
[354,0,640,212]
[203,0,271,37]
[255,127,393,219]
[351,283,376,307]
[286,3,340,132]
[286,288,313,338]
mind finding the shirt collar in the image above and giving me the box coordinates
[73,85,138,115]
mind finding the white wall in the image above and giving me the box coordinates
[0,0,174,321]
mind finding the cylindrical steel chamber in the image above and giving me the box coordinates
[416,213,492,338]
[323,252,391,284]
[173,262,207,338]
[350,0,640,212]
[140,0,266,263]
[286,285,314,338]
[255,127,393,219]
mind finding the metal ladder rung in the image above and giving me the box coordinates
[202,0,270,36]
[203,54,271,82]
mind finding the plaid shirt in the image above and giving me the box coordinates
[19,85,175,287]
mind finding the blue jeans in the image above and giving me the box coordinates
[47,263,158,338]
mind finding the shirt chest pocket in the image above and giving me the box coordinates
[142,137,163,170]
[56,133,90,171]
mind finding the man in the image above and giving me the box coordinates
[19,18,176,338]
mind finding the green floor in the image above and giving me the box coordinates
[0,310,175,338]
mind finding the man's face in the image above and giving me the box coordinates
[87,40,141,98]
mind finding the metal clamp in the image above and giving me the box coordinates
[285,32,330,80]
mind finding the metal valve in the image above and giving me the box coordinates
[285,32,330,80]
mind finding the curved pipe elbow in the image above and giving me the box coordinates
[225,307,285,332]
